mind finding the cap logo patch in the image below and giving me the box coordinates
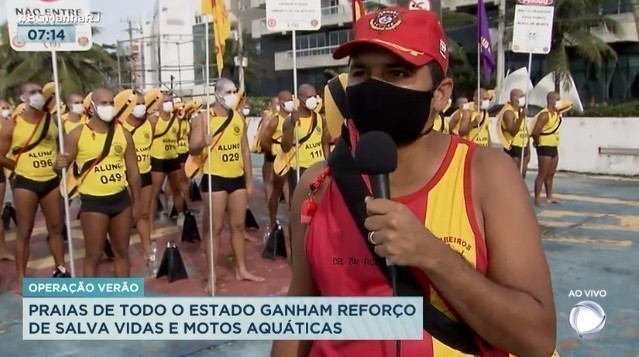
[408,0,431,11]
[439,39,447,59]
[370,10,402,32]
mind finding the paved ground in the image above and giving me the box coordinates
[0,154,638,356]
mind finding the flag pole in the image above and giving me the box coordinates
[292,29,300,184]
[52,50,75,277]
[476,0,481,133]
[520,53,533,176]
[476,42,481,133]
[204,15,215,296]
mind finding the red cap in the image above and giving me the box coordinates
[333,7,449,73]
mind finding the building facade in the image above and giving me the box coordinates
[141,0,196,92]
[246,0,639,104]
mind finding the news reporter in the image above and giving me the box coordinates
[271,7,556,357]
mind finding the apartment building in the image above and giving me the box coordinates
[244,0,397,95]
[246,0,638,103]
[246,0,492,96]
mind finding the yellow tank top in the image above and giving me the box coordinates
[150,114,179,159]
[497,103,527,148]
[11,114,59,182]
[433,114,449,134]
[177,119,190,154]
[536,108,561,147]
[270,115,284,155]
[122,120,153,174]
[61,113,86,134]
[292,114,324,169]
[421,137,488,355]
[76,124,128,196]
[203,110,245,178]
[465,110,491,147]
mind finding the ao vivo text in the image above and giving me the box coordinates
[568,289,607,298]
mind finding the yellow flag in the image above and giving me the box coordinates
[201,0,231,77]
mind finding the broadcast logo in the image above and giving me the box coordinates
[569,301,606,339]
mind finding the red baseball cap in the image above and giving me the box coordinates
[333,7,449,73]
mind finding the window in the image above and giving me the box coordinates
[328,29,353,47]
[296,33,327,50]
[321,0,338,7]
[254,42,262,55]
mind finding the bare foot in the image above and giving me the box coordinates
[244,233,258,243]
[235,269,265,282]
[534,198,547,207]
[11,277,23,296]
[546,197,561,204]
[203,279,217,295]
[0,250,15,261]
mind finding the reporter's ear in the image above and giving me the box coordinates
[432,78,453,113]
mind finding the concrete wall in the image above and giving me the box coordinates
[247,116,639,176]
[487,117,639,176]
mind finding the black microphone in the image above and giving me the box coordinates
[355,131,401,357]
[354,131,398,268]
[354,131,398,201]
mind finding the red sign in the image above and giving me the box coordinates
[11,36,25,48]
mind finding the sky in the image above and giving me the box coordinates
[0,0,201,45]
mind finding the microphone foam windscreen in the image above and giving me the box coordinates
[354,131,398,175]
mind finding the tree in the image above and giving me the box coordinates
[500,0,618,91]
[219,32,267,84]
[0,23,117,98]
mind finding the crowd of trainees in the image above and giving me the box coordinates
[0,79,273,295]
[430,87,569,206]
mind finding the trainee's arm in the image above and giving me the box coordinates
[280,116,295,153]
[53,125,82,170]
[189,113,207,155]
[259,116,277,153]
[457,110,473,136]
[531,113,548,143]
[320,115,330,159]
[241,120,253,184]
[124,130,141,205]
[0,119,16,169]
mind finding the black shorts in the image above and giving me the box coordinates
[264,152,275,163]
[536,146,559,158]
[287,167,307,190]
[200,174,246,194]
[12,175,60,199]
[177,152,189,164]
[151,157,180,173]
[140,172,152,188]
[504,145,530,158]
[80,190,131,218]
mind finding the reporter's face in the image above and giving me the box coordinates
[348,49,433,92]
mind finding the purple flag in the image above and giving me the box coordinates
[477,0,496,82]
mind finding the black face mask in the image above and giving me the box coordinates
[346,78,434,147]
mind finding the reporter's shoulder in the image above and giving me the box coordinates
[472,146,529,197]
